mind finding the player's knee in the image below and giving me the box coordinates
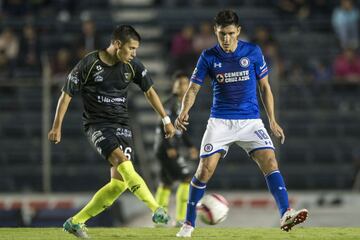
[259,157,278,174]
[108,153,128,166]
[108,157,121,166]
[196,164,214,182]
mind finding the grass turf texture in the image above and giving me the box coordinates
[0,227,359,240]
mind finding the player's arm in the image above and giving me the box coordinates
[48,91,72,144]
[258,76,285,144]
[144,86,175,138]
[175,82,201,131]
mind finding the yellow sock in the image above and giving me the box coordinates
[176,182,190,221]
[155,185,171,211]
[117,161,159,212]
[72,178,127,224]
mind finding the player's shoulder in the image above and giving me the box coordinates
[198,45,220,64]
[202,44,219,57]
[239,40,261,52]
[80,50,99,67]
[129,57,144,67]
[241,40,263,56]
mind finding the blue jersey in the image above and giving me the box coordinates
[191,40,268,119]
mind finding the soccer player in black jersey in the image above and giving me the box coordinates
[48,25,176,238]
[154,72,198,227]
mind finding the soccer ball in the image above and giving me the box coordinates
[197,193,229,225]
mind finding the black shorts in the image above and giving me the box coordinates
[157,152,192,185]
[85,124,135,161]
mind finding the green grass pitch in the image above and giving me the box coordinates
[0,227,359,240]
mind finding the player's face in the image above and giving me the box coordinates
[173,77,189,97]
[116,38,139,63]
[214,24,241,53]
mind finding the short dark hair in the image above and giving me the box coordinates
[214,10,239,27]
[112,25,141,43]
[172,70,188,81]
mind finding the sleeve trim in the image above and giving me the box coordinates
[127,63,135,78]
[84,59,99,84]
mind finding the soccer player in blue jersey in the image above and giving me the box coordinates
[175,10,308,237]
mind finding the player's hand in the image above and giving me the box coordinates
[164,122,176,139]
[175,111,189,131]
[189,147,199,160]
[166,148,178,159]
[48,128,61,144]
[270,120,285,144]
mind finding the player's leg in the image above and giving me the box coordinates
[239,120,289,216]
[177,118,232,237]
[71,167,128,224]
[251,149,289,215]
[177,153,221,237]
[251,149,308,231]
[109,148,169,224]
[175,178,190,226]
[64,168,127,238]
[155,183,172,211]
[155,161,173,212]
[63,126,129,238]
[154,181,172,227]
[161,154,193,225]
[238,119,307,231]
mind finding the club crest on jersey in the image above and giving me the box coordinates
[124,72,132,81]
[214,62,222,68]
[204,144,213,152]
[239,57,250,68]
[216,74,225,83]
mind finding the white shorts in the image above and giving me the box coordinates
[199,118,275,158]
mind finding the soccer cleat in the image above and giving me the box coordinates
[174,220,184,228]
[280,208,308,232]
[63,218,90,239]
[152,207,170,225]
[176,223,194,237]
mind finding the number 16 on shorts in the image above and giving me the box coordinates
[254,129,273,146]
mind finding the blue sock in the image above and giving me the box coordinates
[185,177,206,227]
[265,170,289,217]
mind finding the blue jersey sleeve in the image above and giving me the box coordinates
[254,46,269,80]
[190,51,209,85]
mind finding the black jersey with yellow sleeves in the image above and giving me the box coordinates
[62,51,153,127]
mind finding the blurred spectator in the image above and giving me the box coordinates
[333,48,360,85]
[75,19,101,60]
[192,22,217,54]
[170,25,194,58]
[310,60,333,87]
[352,149,360,191]
[2,0,28,17]
[332,0,359,49]
[0,49,9,79]
[51,48,72,88]
[309,0,332,20]
[287,63,310,86]
[169,25,195,74]
[0,27,19,78]
[251,26,283,79]
[276,0,311,31]
[263,42,284,81]
[252,26,274,49]
[18,24,41,72]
